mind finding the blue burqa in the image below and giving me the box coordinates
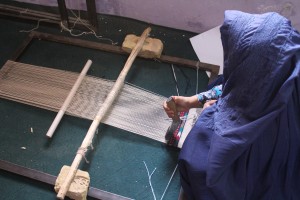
[178,10,300,200]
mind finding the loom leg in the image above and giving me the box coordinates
[55,165,90,200]
[86,0,98,33]
[57,0,69,28]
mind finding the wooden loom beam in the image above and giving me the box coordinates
[56,27,152,199]
[0,4,62,21]
[10,33,34,61]
[0,159,132,200]
[28,31,220,83]
[0,4,90,24]
[0,3,219,81]
[0,3,97,32]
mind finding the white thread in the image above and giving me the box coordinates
[143,161,157,200]
[171,64,179,96]
[77,147,89,163]
[76,140,95,164]
[63,8,117,45]
[70,16,80,29]
[60,21,89,37]
[17,3,117,44]
[143,161,178,200]
[160,164,178,200]
[19,19,50,33]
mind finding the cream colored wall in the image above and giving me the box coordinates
[15,0,300,33]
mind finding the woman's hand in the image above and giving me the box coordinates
[163,95,201,118]
[203,100,217,110]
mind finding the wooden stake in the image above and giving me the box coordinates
[56,27,151,199]
[46,60,92,138]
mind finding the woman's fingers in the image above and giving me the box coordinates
[163,100,175,118]
[203,100,217,110]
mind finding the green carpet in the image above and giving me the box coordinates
[0,2,208,199]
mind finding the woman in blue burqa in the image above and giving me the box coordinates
[164,10,300,199]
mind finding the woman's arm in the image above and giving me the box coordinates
[163,85,222,118]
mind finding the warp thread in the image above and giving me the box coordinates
[171,64,192,96]
[0,61,170,144]
[171,64,180,96]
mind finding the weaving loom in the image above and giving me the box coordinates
[0,26,204,199]
[0,5,213,198]
[0,60,201,153]
[0,60,175,143]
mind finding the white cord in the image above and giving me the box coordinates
[65,8,117,45]
[171,64,180,96]
[19,19,49,33]
[160,164,178,200]
[143,161,157,200]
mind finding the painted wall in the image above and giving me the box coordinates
[15,0,300,33]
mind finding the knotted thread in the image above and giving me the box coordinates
[77,146,90,163]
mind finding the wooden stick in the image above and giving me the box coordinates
[46,60,92,138]
[56,27,151,199]
[0,159,133,200]
[28,31,220,83]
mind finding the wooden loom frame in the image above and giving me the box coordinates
[2,29,219,199]
[10,31,220,83]
[0,1,98,32]
[0,1,219,79]
[0,159,132,200]
[57,0,98,32]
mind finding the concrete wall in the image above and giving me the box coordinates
[15,0,300,33]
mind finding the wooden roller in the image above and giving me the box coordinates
[46,60,92,138]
